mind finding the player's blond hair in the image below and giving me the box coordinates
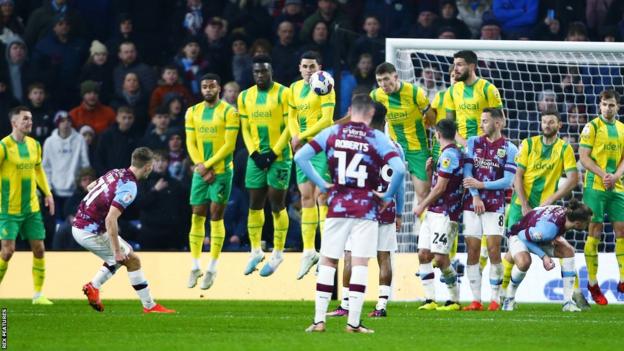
[131,147,154,168]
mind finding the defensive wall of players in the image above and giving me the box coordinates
[1,252,621,303]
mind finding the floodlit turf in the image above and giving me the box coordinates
[1,299,623,351]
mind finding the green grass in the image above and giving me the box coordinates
[1,299,623,351]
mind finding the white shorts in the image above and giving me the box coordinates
[72,227,132,266]
[417,212,458,255]
[344,223,397,253]
[463,211,505,238]
[321,218,378,259]
[508,235,554,258]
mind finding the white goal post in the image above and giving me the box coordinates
[387,39,624,253]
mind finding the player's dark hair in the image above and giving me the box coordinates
[453,50,478,65]
[9,105,30,120]
[131,147,154,168]
[252,54,272,65]
[350,94,375,114]
[565,199,592,222]
[541,109,561,121]
[200,73,221,86]
[375,62,396,76]
[75,167,96,186]
[483,107,505,119]
[370,102,387,131]
[436,119,456,140]
[599,89,620,104]
[300,50,322,65]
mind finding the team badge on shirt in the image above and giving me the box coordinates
[122,193,134,203]
[497,148,506,158]
[442,157,451,169]
[581,125,591,136]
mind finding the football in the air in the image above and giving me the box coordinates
[309,71,334,96]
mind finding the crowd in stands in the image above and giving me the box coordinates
[5,0,624,252]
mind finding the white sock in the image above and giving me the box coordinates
[341,286,350,309]
[467,264,482,302]
[419,262,435,300]
[91,263,118,289]
[128,269,155,309]
[348,265,368,327]
[442,265,458,302]
[376,285,391,310]
[303,249,315,256]
[506,265,527,299]
[192,258,200,271]
[252,248,263,255]
[489,263,503,302]
[207,259,218,273]
[561,257,576,302]
[314,265,335,324]
[272,249,283,259]
[33,292,42,299]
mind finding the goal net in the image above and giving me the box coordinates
[389,39,624,253]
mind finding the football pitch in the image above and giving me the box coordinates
[2,299,623,351]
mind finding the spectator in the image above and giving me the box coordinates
[171,0,212,43]
[274,0,306,33]
[456,0,491,38]
[79,40,114,104]
[174,36,209,98]
[480,19,502,40]
[23,0,85,47]
[417,65,446,102]
[222,81,240,108]
[408,7,438,38]
[586,0,614,38]
[438,26,458,39]
[0,77,18,135]
[69,80,116,135]
[149,65,193,117]
[79,125,96,165]
[558,66,586,105]
[0,0,23,36]
[300,0,352,43]
[222,185,248,251]
[164,93,186,129]
[31,14,86,108]
[492,0,538,38]
[112,41,157,99]
[352,53,375,92]
[167,129,187,182]
[136,150,189,250]
[565,21,589,41]
[110,72,149,133]
[105,13,142,66]
[141,105,171,151]
[222,0,274,41]
[230,33,253,89]
[201,17,231,82]
[42,110,90,216]
[94,105,139,175]
[300,21,334,71]
[25,82,54,144]
[348,15,385,68]
[564,103,587,134]
[363,0,412,38]
[532,13,564,41]
[4,36,33,103]
[271,20,300,86]
[435,0,471,38]
[250,39,272,58]
[51,167,96,250]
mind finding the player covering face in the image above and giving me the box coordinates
[502,200,591,312]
